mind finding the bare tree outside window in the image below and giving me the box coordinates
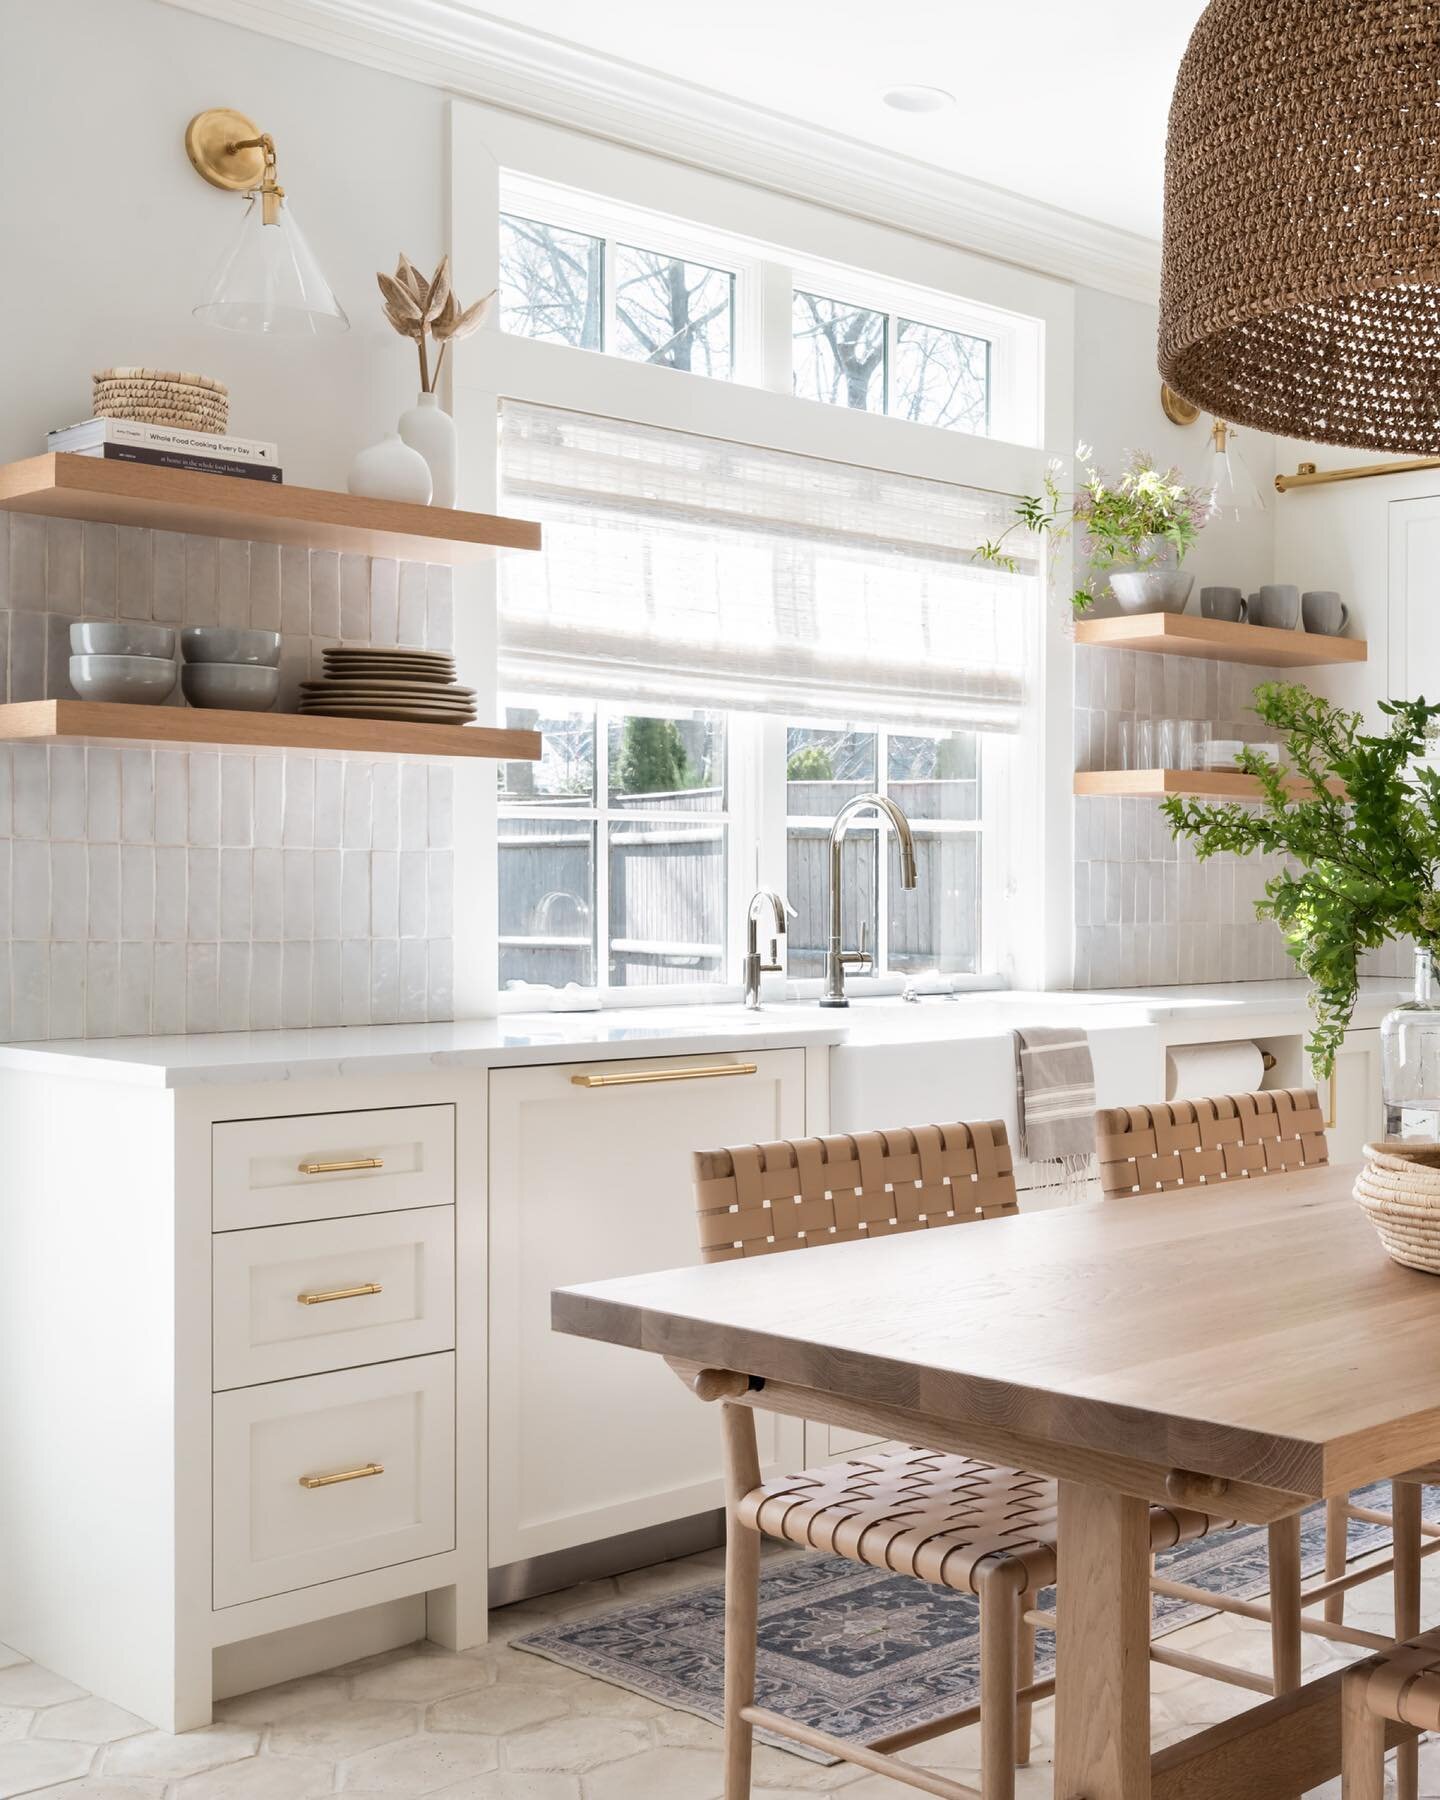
[792,292,885,411]
[498,214,604,349]
[612,246,734,376]
[894,318,990,434]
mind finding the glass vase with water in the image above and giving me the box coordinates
[1381,946,1440,1140]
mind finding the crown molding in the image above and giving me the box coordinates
[157,0,1162,302]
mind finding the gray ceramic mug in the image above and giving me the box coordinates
[1201,586,1246,622]
[1301,590,1349,635]
[1250,583,1300,629]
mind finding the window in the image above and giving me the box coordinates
[498,704,989,996]
[498,704,727,991]
[785,725,981,978]
[495,176,1040,441]
[496,404,1034,1002]
[793,290,990,434]
[498,214,604,350]
[612,246,734,377]
[498,207,737,380]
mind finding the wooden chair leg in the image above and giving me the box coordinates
[1014,1585,1036,1769]
[1341,1664,1388,1800]
[720,1403,761,1800]
[977,1561,1024,1800]
[1325,1493,1350,1626]
[1394,1482,1422,1800]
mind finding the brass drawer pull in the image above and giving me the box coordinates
[298,1462,385,1490]
[570,1062,759,1089]
[296,1282,383,1306]
[298,1156,384,1176]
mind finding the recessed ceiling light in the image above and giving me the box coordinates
[881,85,955,114]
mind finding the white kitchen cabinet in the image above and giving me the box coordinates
[1317,1027,1384,1164]
[213,1354,456,1608]
[212,1206,456,1390]
[488,1050,807,1568]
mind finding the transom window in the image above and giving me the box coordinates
[496,175,1037,443]
[499,209,737,378]
[792,291,990,433]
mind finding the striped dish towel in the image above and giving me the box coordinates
[1013,1025,1097,1193]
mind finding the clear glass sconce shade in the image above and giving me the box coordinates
[1207,433,1265,521]
[193,193,348,336]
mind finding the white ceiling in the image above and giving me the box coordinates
[466,0,1207,240]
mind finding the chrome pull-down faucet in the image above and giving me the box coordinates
[821,794,918,1007]
[743,888,793,1010]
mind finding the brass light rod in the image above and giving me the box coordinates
[1276,457,1440,493]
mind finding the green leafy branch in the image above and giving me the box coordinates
[1160,683,1440,1074]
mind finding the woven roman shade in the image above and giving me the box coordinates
[1160,0,1440,454]
[497,402,1034,731]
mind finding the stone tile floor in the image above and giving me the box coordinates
[1,1539,1438,1799]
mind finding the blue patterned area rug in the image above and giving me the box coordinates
[515,1481,1439,1763]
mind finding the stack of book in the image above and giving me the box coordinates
[46,418,282,484]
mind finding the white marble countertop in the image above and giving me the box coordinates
[0,978,1407,1087]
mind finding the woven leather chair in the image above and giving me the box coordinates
[691,1120,1229,1800]
[1096,1086,1440,1800]
[1342,1632,1440,1799]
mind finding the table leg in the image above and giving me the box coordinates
[1053,1478,1152,1800]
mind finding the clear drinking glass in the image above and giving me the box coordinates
[1135,718,1155,769]
[1117,719,1134,771]
[1189,720,1213,770]
[1156,718,1178,769]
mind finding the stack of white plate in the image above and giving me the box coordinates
[299,647,477,725]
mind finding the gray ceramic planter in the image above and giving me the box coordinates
[1108,570,1194,615]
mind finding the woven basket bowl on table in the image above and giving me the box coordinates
[1354,1143,1440,1274]
[92,367,229,434]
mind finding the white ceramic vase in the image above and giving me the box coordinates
[398,392,457,508]
[347,433,432,505]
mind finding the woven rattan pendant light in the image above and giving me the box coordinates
[1160,0,1440,454]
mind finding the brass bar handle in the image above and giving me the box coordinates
[298,1462,385,1490]
[570,1062,759,1089]
[297,1156,384,1176]
[296,1282,383,1306]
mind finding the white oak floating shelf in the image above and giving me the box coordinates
[1074,769,1343,801]
[0,454,542,564]
[1074,613,1367,668]
[0,700,542,764]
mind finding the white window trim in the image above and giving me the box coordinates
[451,99,1077,1014]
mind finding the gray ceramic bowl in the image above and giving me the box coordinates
[70,654,179,704]
[181,627,282,668]
[70,622,176,659]
[181,662,280,712]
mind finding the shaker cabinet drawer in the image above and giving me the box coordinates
[212,1208,455,1390]
[213,1105,455,1230]
[212,1355,455,1608]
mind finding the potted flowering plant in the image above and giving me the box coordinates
[976,446,1213,616]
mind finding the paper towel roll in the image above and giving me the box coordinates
[1166,1039,1266,1102]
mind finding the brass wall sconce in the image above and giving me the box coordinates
[185,107,348,336]
[1160,383,1201,428]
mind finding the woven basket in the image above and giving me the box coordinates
[93,367,228,434]
[1354,1142,1440,1274]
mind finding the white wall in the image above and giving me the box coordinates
[0,0,447,485]
[1073,287,1277,608]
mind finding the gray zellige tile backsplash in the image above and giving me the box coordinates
[0,510,456,1040]
[1073,643,1296,989]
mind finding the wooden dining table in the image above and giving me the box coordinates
[552,1161,1440,1800]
